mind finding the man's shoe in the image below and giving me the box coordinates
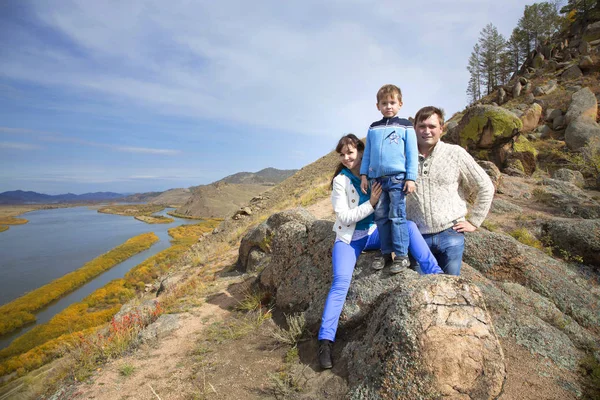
[390,256,410,274]
[318,340,333,369]
[372,254,392,270]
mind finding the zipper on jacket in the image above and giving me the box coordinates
[379,118,389,177]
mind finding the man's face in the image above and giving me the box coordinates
[376,95,402,118]
[415,114,443,149]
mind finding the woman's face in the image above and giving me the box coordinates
[339,144,362,171]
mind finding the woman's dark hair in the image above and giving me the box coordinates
[330,134,365,189]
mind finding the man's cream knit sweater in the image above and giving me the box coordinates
[406,141,494,235]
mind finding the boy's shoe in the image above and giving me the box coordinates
[390,256,410,274]
[318,339,333,369]
[372,254,392,270]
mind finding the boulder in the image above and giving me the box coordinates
[552,168,585,188]
[565,116,600,151]
[565,87,597,125]
[541,219,600,268]
[522,81,532,94]
[545,108,560,122]
[498,88,507,105]
[445,105,522,151]
[345,276,506,399]
[139,314,180,342]
[533,79,557,96]
[553,115,567,130]
[579,41,591,55]
[463,229,600,332]
[532,52,545,69]
[583,21,600,42]
[509,135,537,175]
[477,160,502,190]
[519,103,543,132]
[540,178,600,219]
[512,81,522,98]
[561,65,583,80]
[249,209,506,399]
[579,55,595,70]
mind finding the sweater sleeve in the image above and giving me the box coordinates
[457,148,494,227]
[360,132,371,176]
[331,176,375,225]
[404,127,418,181]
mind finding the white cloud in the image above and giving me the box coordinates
[115,146,180,155]
[0,142,41,150]
[0,0,538,140]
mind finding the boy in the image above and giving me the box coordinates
[360,84,418,273]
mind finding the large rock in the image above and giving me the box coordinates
[445,105,522,151]
[463,229,600,333]
[247,209,507,399]
[519,103,543,132]
[541,219,600,268]
[512,81,522,98]
[533,79,557,96]
[345,276,505,399]
[565,116,600,151]
[552,168,585,188]
[565,87,598,125]
[561,65,583,80]
[509,135,537,174]
[583,21,600,42]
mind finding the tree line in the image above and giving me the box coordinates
[466,0,600,104]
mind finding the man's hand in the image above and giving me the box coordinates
[360,175,369,194]
[453,221,476,233]
[404,180,416,194]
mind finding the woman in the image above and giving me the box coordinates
[318,134,442,370]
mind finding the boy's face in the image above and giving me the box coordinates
[376,94,402,118]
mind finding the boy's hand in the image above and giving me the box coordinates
[360,175,369,194]
[404,180,416,194]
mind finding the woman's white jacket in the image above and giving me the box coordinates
[331,173,375,244]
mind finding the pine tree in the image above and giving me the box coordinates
[466,44,482,103]
[516,2,561,53]
[478,23,506,95]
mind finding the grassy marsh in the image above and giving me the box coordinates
[0,232,159,337]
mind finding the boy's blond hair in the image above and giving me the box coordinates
[376,84,402,103]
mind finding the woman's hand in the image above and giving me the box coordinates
[369,181,382,207]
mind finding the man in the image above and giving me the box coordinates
[406,106,494,275]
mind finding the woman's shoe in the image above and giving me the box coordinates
[318,339,333,369]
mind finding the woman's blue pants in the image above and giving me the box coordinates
[318,220,441,341]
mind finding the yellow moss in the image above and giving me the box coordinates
[0,232,158,336]
[514,135,538,157]
[459,107,523,148]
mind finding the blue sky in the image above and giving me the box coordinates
[1,0,541,194]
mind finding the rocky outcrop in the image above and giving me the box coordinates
[445,105,522,151]
[565,87,597,125]
[519,103,542,132]
[463,229,600,333]
[552,168,586,187]
[541,219,600,268]
[241,209,506,399]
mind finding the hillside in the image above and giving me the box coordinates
[216,167,298,185]
[3,14,600,400]
[174,168,298,218]
[147,188,192,206]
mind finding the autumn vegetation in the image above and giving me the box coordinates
[0,232,159,337]
[97,204,165,217]
[0,219,217,378]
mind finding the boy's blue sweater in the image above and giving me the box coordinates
[359,116,418,181]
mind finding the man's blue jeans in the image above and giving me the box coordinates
[374,175,408,257]
[422,227,465,275]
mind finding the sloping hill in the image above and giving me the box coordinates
[217,167,298,185]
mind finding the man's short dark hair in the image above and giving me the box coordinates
[414,106,445,127]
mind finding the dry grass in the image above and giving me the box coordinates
[97,204,165,217]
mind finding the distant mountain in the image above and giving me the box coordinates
[148,188,193,206]
[0,190,125,204]
[216,167,298,185]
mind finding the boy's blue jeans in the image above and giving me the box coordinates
[318,223,441,342]
[421,227,465,276]
[374,174,408,257]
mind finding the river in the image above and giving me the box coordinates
[0,206,198,349]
